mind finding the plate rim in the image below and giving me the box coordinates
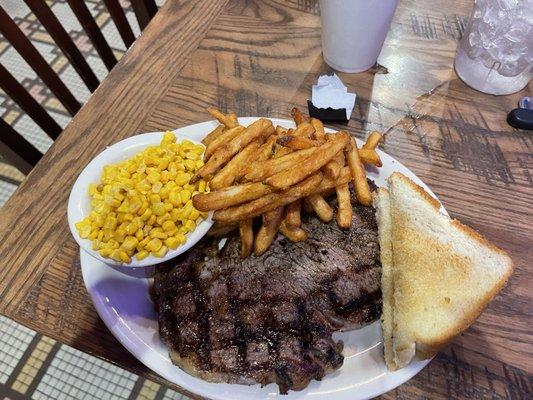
[80,117,438,399]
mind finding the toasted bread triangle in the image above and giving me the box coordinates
[373,188,396,370]
[380,172,513,369]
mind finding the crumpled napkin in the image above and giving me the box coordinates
[311,74,356,120]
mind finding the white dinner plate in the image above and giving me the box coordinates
[81,117,439,400]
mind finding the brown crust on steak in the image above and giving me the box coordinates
[153,185,381,394]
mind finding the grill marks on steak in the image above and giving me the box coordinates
[153,187,382,394]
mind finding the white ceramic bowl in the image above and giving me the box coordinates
[67,132,214,267]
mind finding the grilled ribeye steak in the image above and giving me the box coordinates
[153,188,382,394]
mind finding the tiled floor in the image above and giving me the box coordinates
[0,2,191,399]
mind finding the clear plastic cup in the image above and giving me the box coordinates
[319,0,400,73]
[454,0,532,95]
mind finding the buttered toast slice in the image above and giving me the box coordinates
[377,172,513,370]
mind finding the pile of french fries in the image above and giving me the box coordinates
[191,107,383,257]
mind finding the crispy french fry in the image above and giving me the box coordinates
[213,172,323,222]
[362,131,383,150]
[345,137,372,206]
[273,145,292,158]
[246,135,276,166]
[244,147,317,181]
[306,194,334,222]
[265,132,349,190]
[322,160,341,180]
[279,221,307,242]
[192,181,274,211]
[292,122,315,137]
[210,139,263,190]
[291,107,306,126]
[228,112,239,127]
[202,125,225,146]
[285,199,302,227]
[254,207,284,256]
[204,125,245,160]
[192,118,273,183]
[207,221,238,237]
[316,166,351,193]
[334,151,346,166]
[239,218,254,258]
[275,125,289,135]
[358,148,382,167]
[207,108,238,128]
[276,135,322,150]
[310,118,326,141]
[335,183,352,228]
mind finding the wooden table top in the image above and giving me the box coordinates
[0,0,531,398]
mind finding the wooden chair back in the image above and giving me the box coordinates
[0,0,158,175]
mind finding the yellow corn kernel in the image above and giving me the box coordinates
[142,225,152,236]
[162,132,175,145]
[140,208,152,221]
[114,229,126,243]
[137,201,148,216]
[103,216,117,230]
[136,250,149,261]
[146,214,157,226]
[183,184,195,193]
[146,171,161,184]
[164,202,173,212]
[189,209,200,221]
[122,213,134,222]
[135,228,144,241]
[169,191,181,206]
[113,191,125,202]
[160,186,171,200]
[164,237,181,250]
[77,224,92,239]
[175,172,191,187]
[153,202,166,216]
[88,230,99,240]
[158,157,170,171]
[152,181,163,193]
[180,190,191,204]
[162,220,176,232]
[99,248,112,257]
[121,236,139,251]
[198,180,207,193]
[152,245,168,258]
[118,250,131,263]
[138,236,150,249]
[170,208,180,222]
[195,159,204,170]
[156,213,170,226]
[149,228,168,240]
[184,219,196,232]
[146,238,163,252]
[149,194,161,204]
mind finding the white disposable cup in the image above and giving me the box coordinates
[319,0,400,73]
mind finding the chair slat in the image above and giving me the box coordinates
[0,64,62,140]
[66,0,117,72]
[102,0,136,48]
[0,6,80,116]
[130,0,158,31]
[24,0,99,93]
[0,118,43,175]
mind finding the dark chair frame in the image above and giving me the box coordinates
[0,0,158,175]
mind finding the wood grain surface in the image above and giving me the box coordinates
[0,0,531,399]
